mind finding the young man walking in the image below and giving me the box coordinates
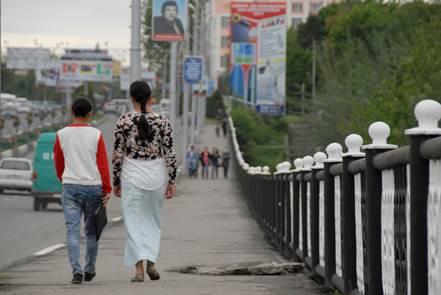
[54,98,112,284]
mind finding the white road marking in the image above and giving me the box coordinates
[33,243,66,256]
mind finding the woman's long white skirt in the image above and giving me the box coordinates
[121,179,166,266]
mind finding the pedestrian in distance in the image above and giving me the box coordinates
[200,146,210,179]
[112,81,177,283]
[186,145,198,177]
[210,147,221,179]
[53,97,112,285]
[215,124,220,137]
[222,148,230,178]
[222,117,228,137]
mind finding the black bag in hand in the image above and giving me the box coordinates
[94,204,108,242]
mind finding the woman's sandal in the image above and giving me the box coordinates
[130,273,145,283]
[146,261,160,281]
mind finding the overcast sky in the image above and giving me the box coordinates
[2,0,131,59]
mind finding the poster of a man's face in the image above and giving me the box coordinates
[152,0,187,42]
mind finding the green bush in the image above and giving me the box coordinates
[231,105,294,169]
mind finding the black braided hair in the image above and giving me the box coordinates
[129,81,154,142]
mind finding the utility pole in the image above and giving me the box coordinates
[161,55,168,100]
[301,82,305,115]
[169,42,177,130]
[130,0,142,84]
[311,39,316,103]
[190,2,200,145]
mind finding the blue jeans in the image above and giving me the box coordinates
[62,184,102,275]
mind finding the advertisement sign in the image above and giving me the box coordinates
[36,67,59,87]
[120,69,157,90]
[6,47,51,70]
[192,82,207,97]
[59,49,113,82]
[230,2,287,115]
[184,56,204,84]
[35,59,60,87]
[152,0,188,41]
[231,43,256,65]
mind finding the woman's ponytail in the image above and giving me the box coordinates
[130,81,154,142]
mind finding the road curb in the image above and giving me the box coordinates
[0,215,124,272]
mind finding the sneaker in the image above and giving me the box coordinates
[84,272,96,282]
[71,273,83,284]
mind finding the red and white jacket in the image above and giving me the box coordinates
[53,124,112,194]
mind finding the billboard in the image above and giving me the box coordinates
[59,49,113,82]
[35,59,60,87]
[36,67,59,87]
[152,0,187,41]
[6,47,51,70]
[230,2,287,115]
[120,69,157,90]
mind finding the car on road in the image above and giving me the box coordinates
[32,132,62,211]
[103,99,128,114]
[0,158,33,193]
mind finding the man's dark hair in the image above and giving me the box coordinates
[161,0,179,15]
[71,97,93,118]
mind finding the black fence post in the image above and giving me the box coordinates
[274,162,292,256]
[405,100,441,295]
[342,134,366,294]
[311,152,327,278]
[363,122,398,295]
[293,158,303,261]
[302,156,314,262]
[323,143,343,287]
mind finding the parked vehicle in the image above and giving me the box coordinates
[32,132,62,211]
[16,97,32,113]
[103,99,128,114]
[1,93,19,117]
[0,158,33,193]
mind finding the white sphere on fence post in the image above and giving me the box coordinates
[364,121,397,150]
[262,166,271,175]
[302,156,314,171]
[312,152,327,169]
[405,99,441,135]
[325,143,343,162]
[293,158,304,172]
[345,134,364,154]
[275,161,291,174]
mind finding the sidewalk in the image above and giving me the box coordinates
[0,124,328,295]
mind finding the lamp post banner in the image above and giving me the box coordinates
[184,56,204,84]
[152,0,188,42]
[230,2,287,115]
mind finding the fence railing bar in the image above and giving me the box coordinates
[348,158,366,175]
[420,136,441,160]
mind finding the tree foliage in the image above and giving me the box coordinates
[291,1,441,146]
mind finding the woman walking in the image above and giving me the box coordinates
[112,81,177,282]
[210,147,221,179]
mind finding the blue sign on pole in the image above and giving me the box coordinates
[184,56,203,84]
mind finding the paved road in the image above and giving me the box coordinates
[0,115,123,270]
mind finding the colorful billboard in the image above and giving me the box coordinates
[152,0,188,42]
[59,49,113,82]
[230,2,287,115]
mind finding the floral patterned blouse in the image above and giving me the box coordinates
[112,111,177,186]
